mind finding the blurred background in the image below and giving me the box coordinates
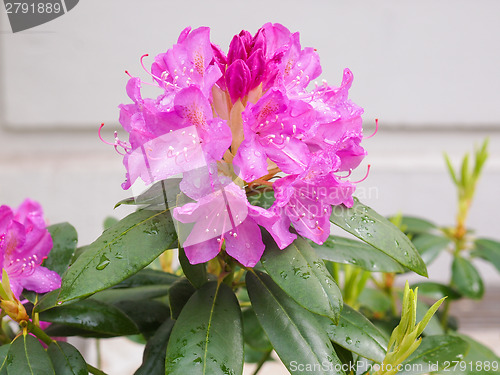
[1,1,499,373]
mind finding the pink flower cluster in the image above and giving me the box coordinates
[114,24,367,267]
[0,199,61,298]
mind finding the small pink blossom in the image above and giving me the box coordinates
[0,199,61,298]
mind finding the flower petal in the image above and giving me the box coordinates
[14,266,61,295]
[225,218,265,267]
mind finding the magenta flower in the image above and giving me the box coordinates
[0,199,61,298]
[111,23,369,267]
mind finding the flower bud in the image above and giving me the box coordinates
[227,35,247,66]
[225,59,251,103]
[0,299,29,323]
[247,48,265,90]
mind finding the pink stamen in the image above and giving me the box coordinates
[140,54,163,82]
[352,164,371,184]
[125,70,133,78]
[364,119,379,139]
[114,145,126,156]
[98,123,115,146]
[338,169,352,179]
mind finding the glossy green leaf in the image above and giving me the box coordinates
[168,277,196,320]
[6,334,55,375]
[39,299,139,336]
[452,256,484,299]
[311,236,404,273]
[472,238,500,273]
[179,247,208,289]
[58,208,177,303]
[332,342,354,371]
[165,282,243,375]
[443,333,500,375]
[242,308,272,351]
[115,178,181,208]
[114,300,170,339]
[44,325,113,339]
[412,282,460,301]
[0,344,10,375]
[91,284,170,304]
[246,271,343,375]
[34,289,73,314]
[330,198,428,277]
[260,234,342,322]
[45,223,78,277]
[412,234,451,266]
[47,341,87,375]
[134,318,174,375]
[400,216,437,235]
[112,269,179,288]
[317,304,388,363]
[398,335,469,375]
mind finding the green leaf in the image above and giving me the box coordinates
[310,236,404,273]
[91,284,171,304]
[472,238,500,273]
[39,299,139,336]
[414,298,444,336]
[398,335,469,375]
[242,308,272,351]
[112,269,179,288]
[246,271,343,375]
[113,300,170,339]
[246,187,275,209]
[0,344,11,375]
[332,342,354,371]
[411,282,461,301]
[115,178,181,208]
[58,208,177,303]
[165,282,243,375]
[134,318,174,375]
[399,216,437,235]
[47,341,88,375]
[45,223,78,277]
[452,256,484,299]
[179,247,208,289]
[460,153,470,188]
[412,234,451,266]
[317,304,388,363]
[6,334,55,375]
[444,153,459,186]
[330,198,428,277]
[444,333,500,375]
[358,288,392,316]
[103,216,119,230]
[260,234,342,322]
[168,277,197,320]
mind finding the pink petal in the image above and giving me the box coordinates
[225,218,265,267]
[184,238,221,265]
[14,266,61,295]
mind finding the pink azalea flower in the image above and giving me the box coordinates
[0,199,61,299]
[111,24,369,267]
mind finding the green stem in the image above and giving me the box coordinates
[96,339,102,370]
[27,322,53,346]
[440,295,451,332]
[87,363,108,375]
[252,349,272,375]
